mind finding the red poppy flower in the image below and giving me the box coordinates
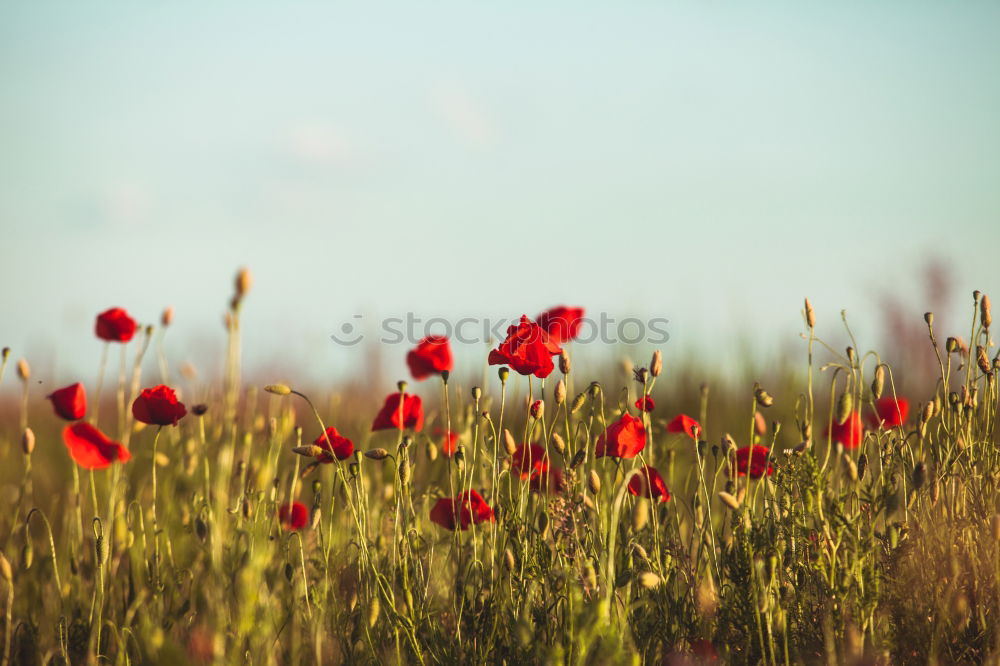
[666,414,701,439]
[132,385,187,426]
[628,465,671,503]
[47,383,87,421]
[529,466,565,494]
[511,443,550,481]
[487,315,563,378]
[867,397,910,429]
[429,489,495,531]
[635,396,655,412]
[440,429,459,457]
[596,413,647,459]
[313,426,354,462]
[826,411,864,449]
[95,307,137,343]
[732,445,773,479]
[63,422,132,470]
[536,306,585,344]
[371,393,424,432]
[278,501,308,530]
[406,335,453,380]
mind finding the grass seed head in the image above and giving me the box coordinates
[804,298,816,328]
[718,491,741,511]
[631,498,649,532]
[503,429,518,456]
[637,571,660,589]
[559,350,571,375]
[977,345,991,375]
[982,293,992,328]
[554,379,566,405]
[16,358,29,381]
[570,392,586,414]
[264,384,292,396]
[551,432,566,455]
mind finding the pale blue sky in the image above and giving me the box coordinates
[1,2,998,384]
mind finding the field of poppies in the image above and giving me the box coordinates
[1,270,999,665]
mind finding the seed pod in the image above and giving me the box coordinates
[554,380,566,405]
[264,384,292,396]
[804,298,816,328]
[846,346,856,366]
[503,429,518,456]
[471,386,482,401]
[364,448,390,461]
[396,380,408,394]
[982,294,992,328]
[912,462,926,490]
[587,469,601,495]
[946,337,959,353]
[570,393,586,414]
[632,543,649,561]
[1,348,8,361]
[857,454,868,481]
[718,491,740,511]
[559,350,571,375]
[588,381,601,398]
[21,427,35,455]
[498,367,509,383]
[754,384,774,408]
[924,312,934,327]
[650,350,663,377]
[835,390,852,425]
[551,432,566,455]
[16,359,30,381]
[637,571,660,589]
[631,499,649,532]
[872,365,885,399]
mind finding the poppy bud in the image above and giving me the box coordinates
[753,384,773,408]
[635,367,649,385]
[551,432,566,455]
[471,386,482,401]
[505,548,516,571]
[559,351,571,375]
[835,390,852,425]
[21,427,35,455]
[857,454,868,481]
[570,393,586,414]
[631,499,649,532]
[454,448,466,472]
[0,553,12,583]
[924,312,934,327]
[426,441,438,461]
[17,359,30,381]
[872,364,885,399]
[1,347,8,361]
[843,454,857,481]
[349,462,360,478]
[364,448,390,461]
[718,492,740,511]
[804,298,816,328]
[293,445,326,458]
[977,346,991,375]
[588,470,601,495]
[503,429,518,456]
[721,434,737,456]
[498,367,509,383]
[397,460,409,485]
[946,337,959,353]
[554,380,566,405]
[367,595,380,628]
[21,541,33,570]
[846,346,856,366]
[982,294,992,329]
[650,350,663,377]
[192,403,209,416]
[912,462,926,490]
[570,449,586,470]
[264,384,292,396]
[235,267,252,297]
[530,400,544,420]
[921,402,934,423]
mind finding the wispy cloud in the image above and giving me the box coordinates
[428,83,498,149]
